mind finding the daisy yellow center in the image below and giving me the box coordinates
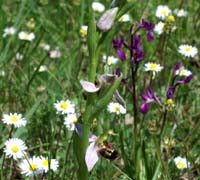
[80,29,87,36]
[11,146,19,153]
[10,115,19,123]
[150,63,158,71]
[167,15,175,22]
[60,102,68,109]
[107,58,113,64]
[119,16,124,21]
[177,161,185,169]
[24,33,30,39]
[179,69,186,76]
[114,106,120,112]
[29,164,38,171]
[161,10,167,15]
[42,159,49,167]
[72,118,78,123]
[185,47,191,52]
[167,99,173,105]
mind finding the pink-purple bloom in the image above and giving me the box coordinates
[129,35,144,63]
[137,19,155,42]
[166,62,194,100]
[112,36,126,61]
[140,87,161,114]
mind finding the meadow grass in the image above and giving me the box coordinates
[0,0,200,179]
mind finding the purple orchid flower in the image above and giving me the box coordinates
[175,74,194,85]
[130,35,144,63]
[173,61,183,76]
[140,87,161,114]
[137,19,155,42]
[166,62,194,101]
[140,19,155,31]
[112,36,126,61]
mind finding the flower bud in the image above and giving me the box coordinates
[97,7,118,32]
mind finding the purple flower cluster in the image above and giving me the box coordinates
[112,19,154,63]
[167,62,194,99]
[140,87,161,114]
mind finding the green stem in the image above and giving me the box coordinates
[153,136,171,180]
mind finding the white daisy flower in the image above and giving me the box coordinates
[2,113,26,128]
[40,43,50,51]
[154,21,165,35]
[144,62,163,78]
[80,25,88,37]
[54,100,75,114]
[175,67,192,77]
[20,156,42,177]
[103,55,118,65]
[118,14,131,22]
[50,49,62,59]
[174,157,190,169]
[39,156,59,172]
[26,18,35,29]
[178,44,198,58]
[3,26,16,37]
[156,5,171,20]
[4,138,27,160]
[92,2,105,13]
[18,31,35,41]
[174,9,187,17]
[107,102,126,115]
[16,53,24,61]
[0,70,6,77]
[64,114,78,131]
[34,65,48,72]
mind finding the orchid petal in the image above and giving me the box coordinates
[80,80,101,93]
[140,103,148,114]
[85,142,99,172]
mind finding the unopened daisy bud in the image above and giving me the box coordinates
[97,7,118,32]
[92,2,105,13]
[166,98,175,111]
[80,25,88,37]
[167,15,175,23]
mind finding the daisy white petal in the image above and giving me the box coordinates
[3,26,16,37]
[103,55,118,65]
[19,156,42,177]
[39,156,59,172]
[92,2,105,13]
[174,9,187,17]
[174,157,190,169]
[4,138,27,160]
[64,114,78,131]
[154,21,165,35]
[156,5,171,20]
[107,102,126,115]
[2,113,26,128]
[118,14,131,22]
[178,44,198,58]
[50,49,62,58]
[18,31,35,41]
[54,100,75,115]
